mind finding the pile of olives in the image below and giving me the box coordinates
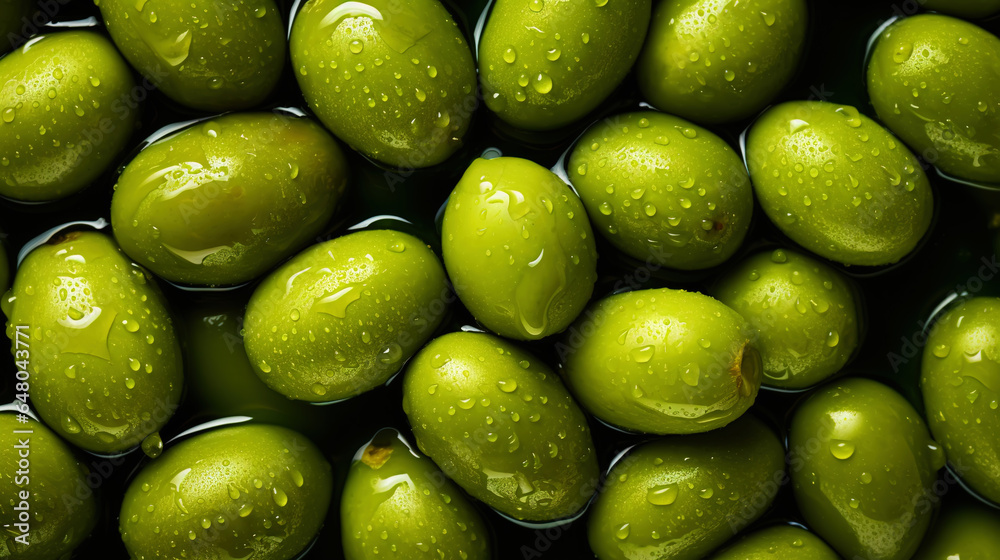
[2,0,1000,558]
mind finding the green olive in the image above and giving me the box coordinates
[342,429,491,559]
[638,0,808,124]
[0,31,137,201]
[568,111,753,270]
[402,331,599,522]
[290,0,477,168]
[562,288,761,434]
[111,112,349,287]
[921,297,1000,503]
[868,14,1000,184]
[746,101,934,266]
[0,413,98,559]
[708,524,840,560]
[912,501,1000,560]
[789,377,946,560]
[2,231,183,454]
[479,0,651,130]
[97,0,285,111]
[244,230,450,402]
[588,415,786,560]
[442,157,597,340]
[119,423,333,560]
[714,248,860,389]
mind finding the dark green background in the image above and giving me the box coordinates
[2,0,999,557]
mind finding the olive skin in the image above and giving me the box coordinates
[708,524,839,560]
[920,297,1000,504]
[789,378,946,560]
[912,501,1000,560]
[479,0,651,131]
[562,288,761,434]
[442,157,597,340]
[638,0,807,124]
[568,111,753,270]
[342,429,491,560]
[0,31,137,201]
[921,0,1000,18]
[290,0,477,168]
[746,101,933,266]
[244,230,450,402]
[714,248,860,389]
[2,231,183,454]
[402,332,599,522]
[119,424,332,560]
[111,112,349,287]
[868,14,1000,184]
[0,414,98,560]
[588,415,785,560]
[96,0,285,112]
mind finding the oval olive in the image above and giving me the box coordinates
[2,231,183,453]
[290,0,477,168]
[342,429,491,559]
[562,288,761,434]
[479,0,651,130]
[746,101,934,266]
[568,111,753,270]
[402,331,599,522]
[588,415,786,560]
[789,377,945,560]
[714,248,860,389]
[912,501,1000,560]
[921,297,1000,504]
[868,14,1000,184]
[119,423,332,560]
[111,112,349,287]
[442,156,597,340]
[97,0,285,111]
[708,524,839,560]
[244,229,450,402]
[638,0,807,124]
[0,413,98,559]
[0,31,137,201]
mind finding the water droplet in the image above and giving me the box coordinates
[724,69,735,82]
[826,330,840,347]
[532,73,553,94]
[647,484,678,506]
[529,0,543,11]
[615,523,630,540]
[789,119,810,134]
[503,47,517,64]
[498,379,518,393]
[141,433,163,458]
[631,345,655,363]
[272,487,288,507]
[893,42,913,64]
[350,40,364,54]
[830,440,855,460]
